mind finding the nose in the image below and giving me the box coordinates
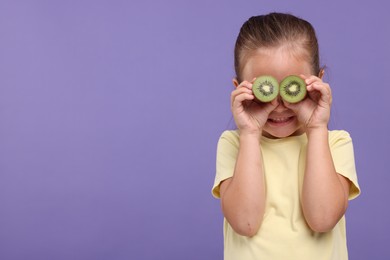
[276,95,283,104]
[274,95,288,112]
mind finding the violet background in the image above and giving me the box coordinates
[0,0,388,259]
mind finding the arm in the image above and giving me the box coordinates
[219,79,277,237]
[286,75,350,232]
[302,127,350,232]
[220,132,265,237]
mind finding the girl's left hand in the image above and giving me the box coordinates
[283,75,332,131]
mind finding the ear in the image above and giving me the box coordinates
[232,78,239,88]
[318,68,325,79]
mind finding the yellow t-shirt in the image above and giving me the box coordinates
[212,130,360,260]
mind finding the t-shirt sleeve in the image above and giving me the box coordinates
[329,130,361,200]
[211,131,240,198]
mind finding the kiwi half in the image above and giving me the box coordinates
[252,76,279,102]
[280,75,307,103]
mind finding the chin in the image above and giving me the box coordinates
[263,131,291,139]
[263,127,304,139]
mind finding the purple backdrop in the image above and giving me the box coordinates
[0,0,389,259]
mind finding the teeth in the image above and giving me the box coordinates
[270,117,290,122]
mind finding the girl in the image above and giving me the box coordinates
[212,13,360,260]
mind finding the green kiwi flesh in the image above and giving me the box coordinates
[280,75,307,103]
[252,76,279,102]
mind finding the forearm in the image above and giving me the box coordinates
[221,132,265,237]
[302,127,348,232]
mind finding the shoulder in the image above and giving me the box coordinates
[218,130,240,145]
[216,130,241,156]
[328,130,353,145]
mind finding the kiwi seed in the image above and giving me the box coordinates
[252,76,279,102]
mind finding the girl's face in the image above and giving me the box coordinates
[239,47,313,138]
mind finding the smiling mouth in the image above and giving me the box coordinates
[268,116,294,124]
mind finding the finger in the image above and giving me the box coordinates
[306,77,329,90]
[237,80,253,90]
[299,74,308,80]
[231,87,253,102]
[231,88,254,104]
[282,99,300,113]
[231,93,255,110]
[270,97,280,107]
[234,92,255,103]
[231,81,256,105]
[308,82,332,104]
[304,75,323,86]
[264,99,281,114]
[232,86,253,95]
[307,82,331,93]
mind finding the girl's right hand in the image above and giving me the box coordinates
[231,79,278,136]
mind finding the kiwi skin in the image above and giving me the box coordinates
[279,75,307,103]
[252,76,279,102]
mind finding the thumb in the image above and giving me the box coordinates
[282,99,300,112]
